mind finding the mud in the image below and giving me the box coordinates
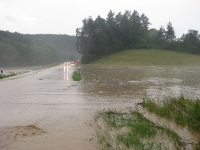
[0,125,46,148]
[0,65,200,149]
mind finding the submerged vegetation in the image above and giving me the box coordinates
[92,95,200,150]
[142,95,200,132]
[94,110,183,150]
[72,71,81,81]
[0,73,17,79]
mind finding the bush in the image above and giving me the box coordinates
[72,71,81,81]
[81,53,102,64]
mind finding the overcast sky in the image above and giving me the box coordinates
[0,0,200,38]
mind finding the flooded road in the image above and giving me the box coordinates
[0,65,200,150]
[0,65,97,150]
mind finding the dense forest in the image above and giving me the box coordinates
[76,10,200,63]
[0,31,79,67]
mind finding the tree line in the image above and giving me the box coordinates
[0,31,79,67]
[76,10,200,63]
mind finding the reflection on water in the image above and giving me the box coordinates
[64,64,75,87]
[64,65,70,82]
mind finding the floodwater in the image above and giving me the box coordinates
[81,66,200,100]
[0,65,200,150]
[2,66,46,75]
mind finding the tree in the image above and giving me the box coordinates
[94,16,109,55]
[120,10,132,48]
[140,13,150,29]
[166,22,175,42]
[115,12,122,27]
[130,10,141,30]
[156,26,166,45]
[0,44,18,66]
[0,30,78,66]
[148,28,158,44]
[180,30,200,54]
[94,16,106,34]
[130,10,141,45]
[106,10,115,28]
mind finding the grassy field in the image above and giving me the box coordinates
[91,49,200,66]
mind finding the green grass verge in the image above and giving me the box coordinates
[142,95,200,132]
[72,71,81,81]
[91,49,200,66]
[0,73,17,79]
[94,110,183,150]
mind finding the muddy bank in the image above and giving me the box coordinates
[139,107,199,147]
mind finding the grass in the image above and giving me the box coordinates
[142,95,200,132]
[94,109,183,150]
[0,73,17,79]
[90,49,200,66]
[72,71,81,81]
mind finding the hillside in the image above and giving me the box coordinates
[77,10,200,64]
[91,49,200,66]
[0,31,80,67]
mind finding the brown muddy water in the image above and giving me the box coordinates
[0,65,200,150]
